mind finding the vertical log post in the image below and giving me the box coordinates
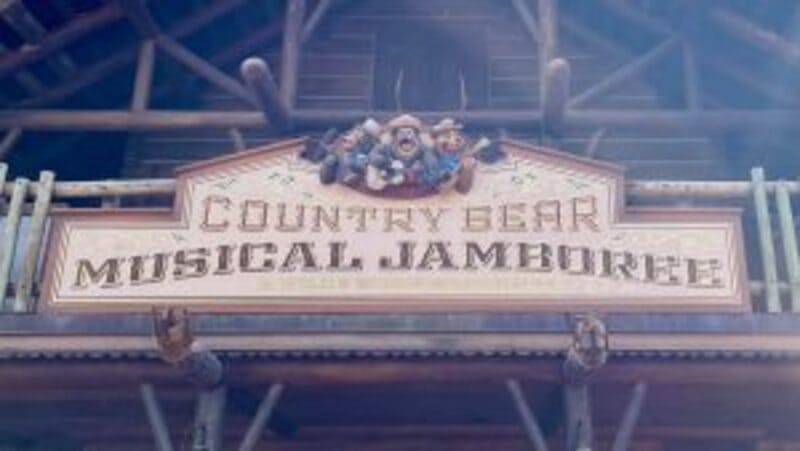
[506,379,550,451]
[563,316,608,451]
[542,58,571,135]
[193,386,227,451]
[240,57,291,130]
[237,384,285,451]
[538,0,558,88]
[0,177,27,311]
[140,383,176,451]
[280,0,306,108]
[132,39,156,111]
[752,167,781,312]
[13,170,54,312]
[682,40,701,110]
[776,181,800,311]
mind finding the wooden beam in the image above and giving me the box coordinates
[776,181,800,311]
[541,58,570,134]
[13,170,53,313]
[131,40,156,111]
[752,167,782,312]
[228,128,246,151]
[240,57,291,130]
[10,175,800,201]
[711,8,800,66]
[1,108,800,132]
[559,16,627,60]
[140,384,175,451]
[611,382,647,451]
[681,40,701,110]
[155,35,256,107]
[0,0,76,76]
[0,177,26,308]
[583,128,606,158]
[507,379,550,451]
[0,126,21,160]
[17,0,245,107]
[537,0,557,97]
[193,386,227,451]
[280,0,306,107]
[0,110,265,130]
[600,0,671,37]
[569,36,681,108]
[511,0,540,44]
[237,384,285,451]
[564,380,592,451]
[301,0,331,43]
[0,3,123,79]
[6,359,800,388]
[117,0,160,37]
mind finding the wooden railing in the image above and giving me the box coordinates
[1,162,799,314]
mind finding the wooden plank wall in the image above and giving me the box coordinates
[122,0,728,182]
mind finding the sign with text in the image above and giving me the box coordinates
[42,136,750,312]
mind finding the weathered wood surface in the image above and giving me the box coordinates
[4,312,800,335]
[2,109,799,131]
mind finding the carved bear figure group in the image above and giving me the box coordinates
[302,114,503,196]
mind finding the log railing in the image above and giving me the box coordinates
[0,161,798,314]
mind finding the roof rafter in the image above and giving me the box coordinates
[0,0,76,77]
[711,8,800,66]
[0,3,123,80]
[15,0,246,108]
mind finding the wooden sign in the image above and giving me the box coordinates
[41,119,749,312]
